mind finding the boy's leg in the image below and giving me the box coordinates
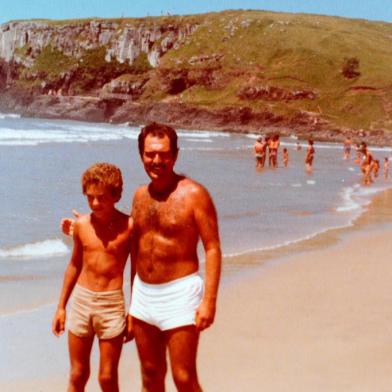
[68,331,94,392]
[133,318,167,392]
[98,334,124,392]
[166,325,202,392]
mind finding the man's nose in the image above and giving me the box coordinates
[92,198,100,207]
[153,154,162,164]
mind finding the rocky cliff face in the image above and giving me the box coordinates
[0,19,198,68]
[1,10,392,144]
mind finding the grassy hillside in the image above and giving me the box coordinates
[153,10,392,130]
[5,10,392,132]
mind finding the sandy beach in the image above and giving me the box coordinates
[198,191,392,392]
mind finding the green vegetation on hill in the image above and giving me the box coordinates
[6,9,392,131]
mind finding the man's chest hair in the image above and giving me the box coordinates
[134,196,193,233]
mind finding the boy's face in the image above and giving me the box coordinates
[85,183,116,218]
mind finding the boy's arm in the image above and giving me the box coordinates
[52,221,83,337]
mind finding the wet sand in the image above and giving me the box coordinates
[3,190,392,391]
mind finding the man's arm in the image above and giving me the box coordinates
[52,221,83,336]
[193,186,222,331]
[60,210,81,236]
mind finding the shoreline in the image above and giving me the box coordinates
[2,98,392,147]
[221,186,392,284]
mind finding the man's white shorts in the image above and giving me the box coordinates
[129,272,203,331]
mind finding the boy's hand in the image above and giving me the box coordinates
[52,308,66,337]
[60,210,80,236]
[124,313,134,343]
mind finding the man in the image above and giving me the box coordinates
[253,136,265,169]
[63,122,221,391]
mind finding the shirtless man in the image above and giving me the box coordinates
[253,136,266,169]
[254,137,268,169]
[305,139,315,173]
[129,122,221,392]
[63,123,221,392]
[282,147,289,167]
[343,137,352,160]
[53,163,133,392]
[384,157,390,180]
[361,145,374,185]
[269,134,280,168]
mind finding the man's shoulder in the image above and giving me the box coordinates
[179,177,211,201]
[179,176,205,192]
[133,184,149,199]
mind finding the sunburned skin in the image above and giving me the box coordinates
[74,210,132,291]
[132,175,216,284]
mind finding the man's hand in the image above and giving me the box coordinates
[195,300,216,331]
[124,313,134,343]
[52,308,66,337]
[60,210,80,236]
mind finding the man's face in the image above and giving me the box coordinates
[85,183,116,218]
[142,133,177,181]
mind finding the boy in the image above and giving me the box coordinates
[52,162,133,392]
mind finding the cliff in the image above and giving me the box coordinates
[1,10,392,144]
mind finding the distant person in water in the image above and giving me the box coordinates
[283,147,289,167]
[253,136,265,169]
[384,157,390,180]
[343,137,352,160]
[305,139,315,173]
[52,163,133,392]
[296,141,302,151]
[354,143,362,165]
[373,159,380,178]
[361,146,374,185]
[269,134,280,168]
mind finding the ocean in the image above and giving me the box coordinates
[0,114,391,384]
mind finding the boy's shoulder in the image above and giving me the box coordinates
[74,214,91,231]
[76,214,91,225]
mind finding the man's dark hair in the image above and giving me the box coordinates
[138,122,179,156]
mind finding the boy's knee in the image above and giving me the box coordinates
[69,365,90,387]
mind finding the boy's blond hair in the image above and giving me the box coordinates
[82,163,123,202]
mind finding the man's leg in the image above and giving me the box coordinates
[133,318,167,392]
[98,334,124,392]
[68,331,94,392]
[166,325,202,392]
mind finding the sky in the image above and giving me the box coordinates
[0,0,391,25]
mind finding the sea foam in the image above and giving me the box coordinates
[0,239,70,259]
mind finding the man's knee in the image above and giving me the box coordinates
[141,360,167,386]
[69,364,90,387]
[172,366,199,390]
